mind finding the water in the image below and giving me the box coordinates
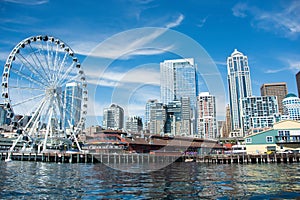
[0,161,300,199]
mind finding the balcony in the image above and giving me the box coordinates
[275,136,300,144]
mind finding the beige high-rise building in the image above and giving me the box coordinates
[260,82,288,114]
[221,104,231,138]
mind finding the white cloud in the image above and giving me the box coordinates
[232,3,248,18]
[75,28,173,60]
[232,1,300,39]
[84,66,160,87]
[3,0,48,5]
[165,14,184,29]
[265,68,288,74]
[197,17,208,28]
[264,57,300,74]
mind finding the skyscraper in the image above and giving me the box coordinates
[145,99,158,132]
[197,92,217,139]
[221,104,231,138]
[149,102,166,135]
[165,100,182,135]
[160,58,197,109]
[181,97,192,135]
[227,49,252,132]
[125,116,143,133]
[260,82,287,114]
[62,82,82,129]
[102,104,124,130]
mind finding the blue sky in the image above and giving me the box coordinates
[1,0,300,127]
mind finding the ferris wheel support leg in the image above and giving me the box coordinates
[68,120,82,152]
[6,134,23,160]
[43,108,53,152]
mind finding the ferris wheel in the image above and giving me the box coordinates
[2,35,88,155]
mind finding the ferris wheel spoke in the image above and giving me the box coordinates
[60,73,81,86]
[40,40,52,78]
[10,68,47,88]
[56,51,69,83]
[28,43,51,82]
[12,93,45,107]
[46,41,55,82]
[9,86,44,91]
[53,44,60,72]
[57,62,75,86]
[27,49,49,82]
[15,53,49,85]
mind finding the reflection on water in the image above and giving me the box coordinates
[0,161,299,199]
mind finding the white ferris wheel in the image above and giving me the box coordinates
[1,35,88,154]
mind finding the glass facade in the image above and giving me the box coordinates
[160,58,197,109]
[227,49,252,133]
[62,82,82,129]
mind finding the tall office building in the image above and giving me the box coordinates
[125,116,143,133]
[160,58,197,109]
[241,96,279,133]
[145,99,158,132]
[62,82,82,129]
[149,102,166,135]
[221,104,231,138]
[282,93,300,121]
[181,97,192,136]
[196,92,217,139]
[102,104,124,130]
[165,100,182,135]
[260,82,288,114]
[227,49,252,132]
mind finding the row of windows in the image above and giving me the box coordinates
[245,136,273,144]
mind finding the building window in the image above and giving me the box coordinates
[266,136,273,143]
[246,138,252,143]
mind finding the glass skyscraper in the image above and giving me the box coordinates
[227,49,252,132]
[62,82,82,129]
[160,58,197,109]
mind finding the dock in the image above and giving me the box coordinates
[1,152,300,164]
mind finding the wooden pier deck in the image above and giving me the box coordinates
[1,152,300,164]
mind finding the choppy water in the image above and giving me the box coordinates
[0,161,300,199]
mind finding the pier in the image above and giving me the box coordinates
[1,152,300,164]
